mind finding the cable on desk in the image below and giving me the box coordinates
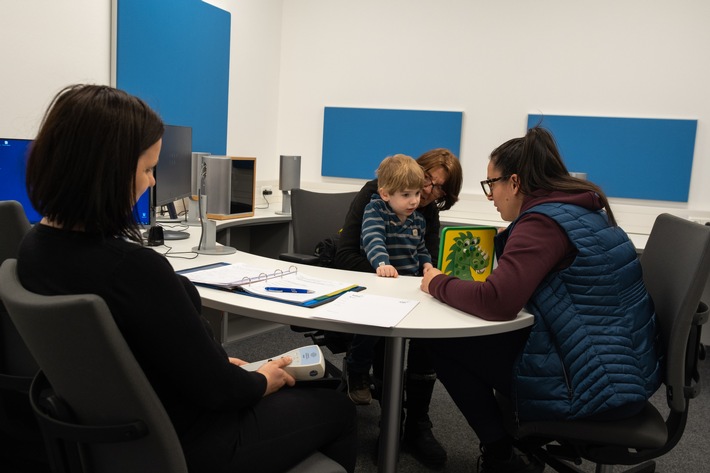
[159,243,199,260]
[255,194,270,210]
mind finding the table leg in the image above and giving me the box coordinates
[378,336,406,473]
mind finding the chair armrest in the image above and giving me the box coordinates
[279,252,320,266]
[31,372,148,444]
[0,373,34,393]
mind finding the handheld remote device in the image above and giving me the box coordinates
[240,345,326,381]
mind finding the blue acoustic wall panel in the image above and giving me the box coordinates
[528,114,697,202]
[117,0,230,154]
[322,107,462,179]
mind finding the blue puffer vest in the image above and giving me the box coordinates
[501,202,661,421]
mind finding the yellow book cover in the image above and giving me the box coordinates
[438,226,497,281]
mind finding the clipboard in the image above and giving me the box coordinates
[438,226,497,281]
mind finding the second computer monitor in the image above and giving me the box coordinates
[153,124,192,239]
[154,124,193,208]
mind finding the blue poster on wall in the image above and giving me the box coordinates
[528,114,697,202]
[322,107,463,179]
[116,0,231,154]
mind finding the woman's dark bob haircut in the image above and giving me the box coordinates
[27,84,164,242]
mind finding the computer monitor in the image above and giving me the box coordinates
[152,124,192,239]
[1,137,152,227]
[133,189,151,227]
[229,158,256,215]
[0,138,41,223]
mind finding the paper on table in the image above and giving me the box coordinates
[313,292,418,328]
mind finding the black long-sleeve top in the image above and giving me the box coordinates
[17,224,267,445]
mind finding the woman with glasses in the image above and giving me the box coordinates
[420,127,660,473]
[334,148,462,468]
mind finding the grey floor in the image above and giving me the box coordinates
[226,326,710,473]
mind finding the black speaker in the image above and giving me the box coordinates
[146,226,164,246]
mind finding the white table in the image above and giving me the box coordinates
[159,229,534,473]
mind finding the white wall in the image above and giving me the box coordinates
[273,0,710,208]
[206,0,283,180]
[0,0,110,138]
[2,0,709,210]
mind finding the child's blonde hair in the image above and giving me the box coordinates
[376,154,425,194]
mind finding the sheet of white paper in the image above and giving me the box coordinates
[313,292,418,327]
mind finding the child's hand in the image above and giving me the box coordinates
[422,262,434,274]
[376,264,399,278]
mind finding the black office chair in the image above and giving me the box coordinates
[279,189,359,384]
[0,200,47,472]
[500,213,710,473]
[0,259,345,473]
[280,188,358,266]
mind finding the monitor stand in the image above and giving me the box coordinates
[163,229,190,240]
[192,217,236,255]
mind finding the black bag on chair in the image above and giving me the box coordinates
[314,233,341,268]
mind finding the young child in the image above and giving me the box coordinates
[346,154,433,405]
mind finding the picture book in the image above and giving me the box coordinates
[437,226,497,281]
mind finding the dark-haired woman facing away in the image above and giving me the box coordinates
[18,84,356,473]
[420,127,661,473]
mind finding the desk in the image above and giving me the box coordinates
[161,228,534,473]
[214,208,291,259]
[161,209,292,341]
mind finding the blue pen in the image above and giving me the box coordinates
[264,287,314,294]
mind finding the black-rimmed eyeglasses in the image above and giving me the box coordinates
[424,177,446,196]
[480,175,510,197]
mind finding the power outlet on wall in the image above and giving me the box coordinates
[261,186,273,196]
